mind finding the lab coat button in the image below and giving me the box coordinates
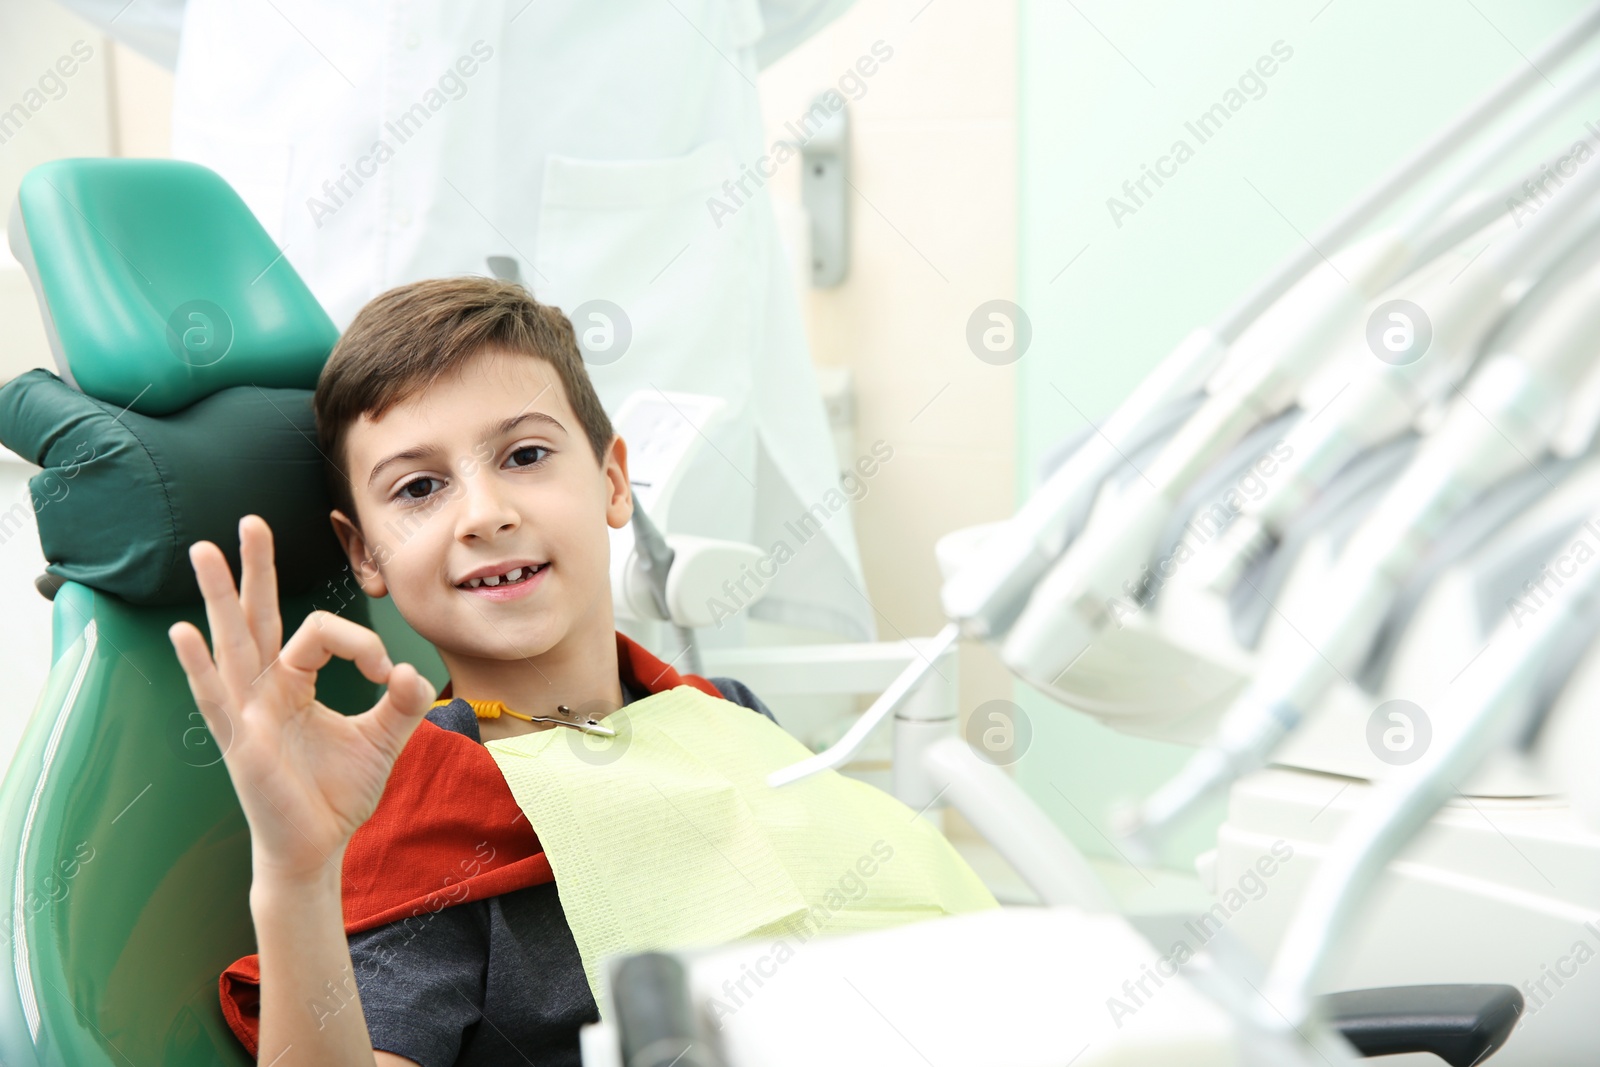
[404,31,420,49]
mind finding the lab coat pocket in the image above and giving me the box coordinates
[530,138,761,405]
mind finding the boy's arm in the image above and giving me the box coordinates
[167,518,435,1066]
[251,856,408,1066]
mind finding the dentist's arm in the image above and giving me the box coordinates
[168,515,436,1066]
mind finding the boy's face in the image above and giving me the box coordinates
[329,346,631,666]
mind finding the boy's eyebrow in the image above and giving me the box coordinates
[367,411,567,489]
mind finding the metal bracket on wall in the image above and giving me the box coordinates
[799,94,850,288]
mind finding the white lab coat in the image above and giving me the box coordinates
[55,0,876,645]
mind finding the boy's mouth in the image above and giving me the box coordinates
[455,562,548,590]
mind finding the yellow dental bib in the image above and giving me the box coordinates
[482,684,1000,1012]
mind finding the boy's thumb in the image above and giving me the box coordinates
[372,663,436,746]
[398,663,437,716]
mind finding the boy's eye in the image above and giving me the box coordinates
[507,445,550,468]
[398,476,444,501]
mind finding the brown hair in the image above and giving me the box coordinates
[313,276,615,529]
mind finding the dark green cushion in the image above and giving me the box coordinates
[0,368,348,606]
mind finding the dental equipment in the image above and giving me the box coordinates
[627,498,701,676]
[769,3,1600,792]
[605,389,772,653]
[1251,505,1600,1034]
[1204,449,1600,1066]
[1003,34,1600,702]
[1124,235,1600,853]
[1200,166,1600,597]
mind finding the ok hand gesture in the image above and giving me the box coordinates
[167,515,436,885]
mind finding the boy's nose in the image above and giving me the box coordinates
[454,470,520,538]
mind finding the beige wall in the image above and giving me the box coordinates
[0,7,113,381]
[758,2,1020,840]
[0,7,172,380]
[106,38,173,158]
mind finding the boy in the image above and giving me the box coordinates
[169,277,779,1065]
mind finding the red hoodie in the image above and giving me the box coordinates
[218,630,722,1057]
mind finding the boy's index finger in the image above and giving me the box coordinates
[188,538,259,701]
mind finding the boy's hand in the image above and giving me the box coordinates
[167,514,436,886]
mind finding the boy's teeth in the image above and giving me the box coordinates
[464,564,541,589]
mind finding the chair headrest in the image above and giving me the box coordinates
[2,158,351,605]
[8,158,337,414]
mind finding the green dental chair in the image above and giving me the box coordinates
[0,157,444,1066]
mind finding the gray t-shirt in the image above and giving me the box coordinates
[350,676,777,1067]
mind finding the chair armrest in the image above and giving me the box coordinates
[1321,983,1523,1066]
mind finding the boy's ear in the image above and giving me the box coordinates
[329,508,388,597]
[604,433,632,531]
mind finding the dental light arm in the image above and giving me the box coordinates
[1123,248,1600,851]
[1254,506,1600,1032]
